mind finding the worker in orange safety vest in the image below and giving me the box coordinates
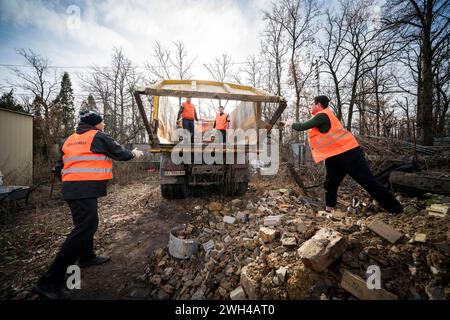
[213,105,230,143]
[281,96,403,215]
[33,110,144,299]
[177,97,199,142]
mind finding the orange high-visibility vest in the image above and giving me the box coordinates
[215,113,228,130]
[62,130,113,181]
[307,108,359,163]
[181,102,195,120]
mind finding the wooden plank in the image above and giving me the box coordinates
[340,270,398,300]
[368,220,403,244]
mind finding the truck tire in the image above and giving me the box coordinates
[173,184,187,199]
[235,181,248,196]
[161,185,174,199]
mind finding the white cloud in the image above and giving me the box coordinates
[0,0,274,100]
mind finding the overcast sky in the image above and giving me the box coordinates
[0,0,277,99]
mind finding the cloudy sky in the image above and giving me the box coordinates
[0,0,275,99]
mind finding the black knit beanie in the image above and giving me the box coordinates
[79,110,103,126]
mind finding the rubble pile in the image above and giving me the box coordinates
[143,189,450,300]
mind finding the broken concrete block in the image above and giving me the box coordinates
[403,205,418,215]
[216,222,225,230]
[367,220,403,244]
[427,204,449,217]
[223,216,236,224]
[413,233,427,243]
[297,228,347,272]
[281,237,297,248]
[230,286,247,300]
[332,211,347,220]
[231,199,244,208]
[259,227,277,243]
[236,211,248,222]
[208,201,223,212]
[264,215,282,226]
[286,263,326,299]
[340,270,397,300]
[224,235,232,243]
[318,210,332,218]
[276,266,287,283]
[202,240,214,252]
[240,265,260,299]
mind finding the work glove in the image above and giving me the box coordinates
[132,148,144,159]
[280,119,294,128]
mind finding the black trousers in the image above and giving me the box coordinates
[324,147,403,213]
[182,119,195,142]
[39,198,98,285]
[219,130,226,143]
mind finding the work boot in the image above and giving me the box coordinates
[32,282,69,300]
[78,255,110,268]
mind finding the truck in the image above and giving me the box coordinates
[134,80,286,199]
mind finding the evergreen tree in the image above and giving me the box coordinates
[0,89,25,112]
[58,72,75,136]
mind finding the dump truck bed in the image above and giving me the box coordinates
[134,79,286,148]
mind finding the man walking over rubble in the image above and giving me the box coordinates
[32,110,144,299]
[281,96,403,214]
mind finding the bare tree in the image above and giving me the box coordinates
[204,54,234,82]
[80,47,145,143]
[382,0,450,144]
[170,40,197,80]
[320,4,352,120]
[261,16,289,96]
[146,41,173,80]
[342,0,386,131]
[8,48,59,129]
[264,0,319,124]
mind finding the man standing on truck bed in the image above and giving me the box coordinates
[32,110,144,300]
[177,97,199,142]
[281,96,403,215]
[213,105,230,143]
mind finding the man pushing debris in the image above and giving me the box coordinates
[33,110,144,299]
[281,96,403,215]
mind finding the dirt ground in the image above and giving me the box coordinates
[0,178,201,299]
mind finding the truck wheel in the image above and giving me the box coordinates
[235,181,248,196]
[161,185,174,199]
[173,184,187,199]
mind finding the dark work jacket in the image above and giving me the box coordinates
[55,123,135,200]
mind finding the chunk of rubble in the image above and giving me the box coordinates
[276,267,287,283]
[240,265,260,299]
[426,204,449,217]
[340,270,397,300]
[230,286,247,300]
[202,240,214,252]
[367,220,403,244]
[281,237,297,248]
[411,233,427,243]
[297,228,347,272]
[236,211,248,222]
[231,199,244,208]
[223,216,236,224]
[403,205,418,215]
[331,210,347,220]
[259,227,277,243]
[208,201,223,213]
[264,215,282,226]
